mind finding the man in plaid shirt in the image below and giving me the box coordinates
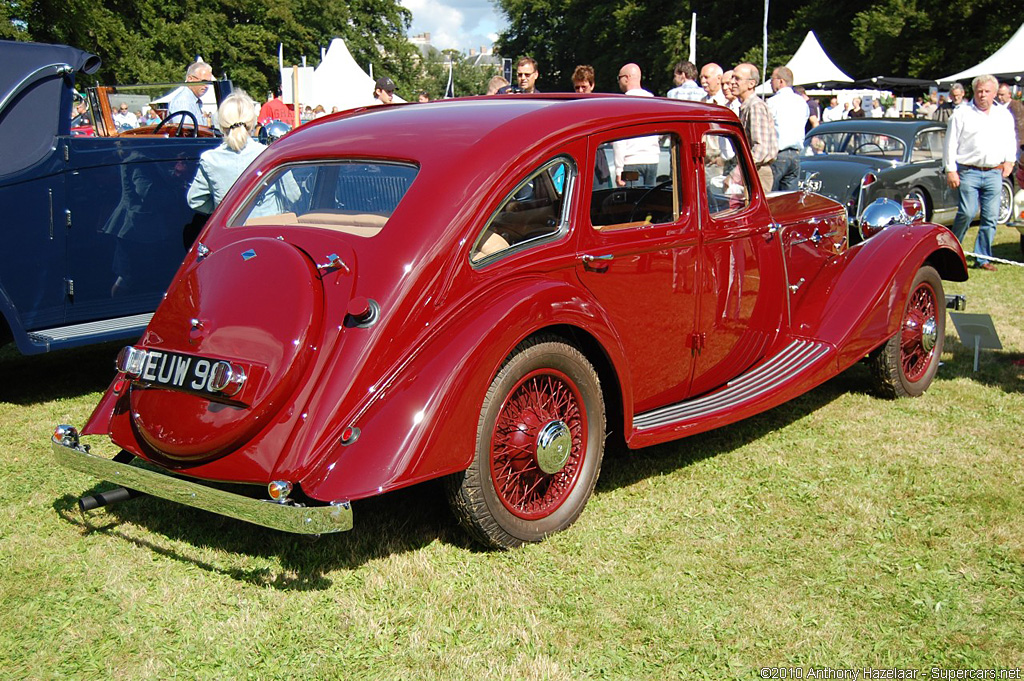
[732,63,778,192]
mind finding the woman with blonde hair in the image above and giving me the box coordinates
[187,89,269,214]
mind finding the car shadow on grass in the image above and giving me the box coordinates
[596,362,867,493]
[50,363,878,585]
[0,341,121,405]
[52,477,479,588]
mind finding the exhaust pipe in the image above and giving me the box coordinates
[78,486,143,512]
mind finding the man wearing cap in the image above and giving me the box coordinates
[373,77,396,105]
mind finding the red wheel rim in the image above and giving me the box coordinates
[489,368,587,520]
[900,281,937,382]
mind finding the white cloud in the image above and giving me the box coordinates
[402,0,506,52]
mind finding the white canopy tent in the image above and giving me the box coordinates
[282,38,404,112]
[938,22,1024,83]
[756,31,855,94]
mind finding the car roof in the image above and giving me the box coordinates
[0,40,100,109]
[808,118,944,142]
[264,95,733,168]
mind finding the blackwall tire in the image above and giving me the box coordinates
[998,178,1013,226]
[447,337,605,549]
[869,266,945,399]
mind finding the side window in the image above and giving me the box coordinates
[470,157,575,264]
[590,133,679,228]
[703,133,751,216]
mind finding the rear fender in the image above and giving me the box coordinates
[791,222,966,368]
[293,278,629,503]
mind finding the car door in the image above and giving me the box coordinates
[64,136,203,323]
[688,124,785,397]
[574,124,700,413]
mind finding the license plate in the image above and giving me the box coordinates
[135,349,229,396]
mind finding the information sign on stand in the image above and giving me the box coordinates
[948,312,1002,372]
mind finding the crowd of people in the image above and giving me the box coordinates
[493,56,1023,270]
[91,53,1024,273]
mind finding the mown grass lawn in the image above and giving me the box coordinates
[1,228,1022,679]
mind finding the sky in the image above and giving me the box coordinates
[401,0,508,53]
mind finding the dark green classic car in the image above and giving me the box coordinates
[802,119,1015,242]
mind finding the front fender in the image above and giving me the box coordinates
[791,222,967,368]
[294,275,627,503]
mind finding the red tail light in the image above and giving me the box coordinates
[861,172,877,188]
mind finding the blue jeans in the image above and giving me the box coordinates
[623,163,657,186]
[951,167,1001,264]
[770,148,801,191]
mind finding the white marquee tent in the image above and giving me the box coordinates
[280,38,404,112]
[756,30,855,94]
[938,21,1024,83]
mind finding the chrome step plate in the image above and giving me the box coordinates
[27,313,153,346]
[634,339,831,430]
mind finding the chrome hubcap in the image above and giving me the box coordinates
[921,316,937,352]
[535,420,572,474]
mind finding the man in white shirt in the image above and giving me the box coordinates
[613,63,660,186]
[944,74,1017,270]
[766,66,808,190]
[112,102,138,131]
[699,63,727,106]
[168,60,213,125]
[822,97,843,122]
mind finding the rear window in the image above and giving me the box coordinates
[230,161,418,237]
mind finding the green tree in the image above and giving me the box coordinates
[8,0,416,97]
[411,48,500,99]
[495,0,1020,89]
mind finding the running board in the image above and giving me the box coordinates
[24,313,153,352]
[634,338,832,431]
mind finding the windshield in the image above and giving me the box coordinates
[806,132,906,161]
[230,161,419,237]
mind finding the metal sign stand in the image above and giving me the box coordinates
[948,312,1002,372]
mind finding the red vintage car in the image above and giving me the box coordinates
[53,95,968,549]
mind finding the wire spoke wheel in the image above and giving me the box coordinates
[446,337,605,549]
[869,265,944,398]
[490,369,586,519]
[899,282,937,382]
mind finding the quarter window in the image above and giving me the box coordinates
[912,130,944,162]
[470,157,575,264]
[703,133,751,216]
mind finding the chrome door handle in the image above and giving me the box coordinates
[581,254,614,272]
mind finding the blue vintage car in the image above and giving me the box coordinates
[0,40,227,355]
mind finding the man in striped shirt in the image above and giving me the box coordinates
[732,63,778,193]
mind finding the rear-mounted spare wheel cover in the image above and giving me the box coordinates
[132,237,326,462]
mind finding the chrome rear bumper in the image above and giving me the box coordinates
[51,426,352,535]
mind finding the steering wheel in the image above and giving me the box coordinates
[628,180,673,223]
[154,110,200,138]
[852,141,884,156]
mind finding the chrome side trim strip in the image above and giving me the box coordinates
[52,435,352,535]
[635,339,831,430]
[27,313,154,344]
